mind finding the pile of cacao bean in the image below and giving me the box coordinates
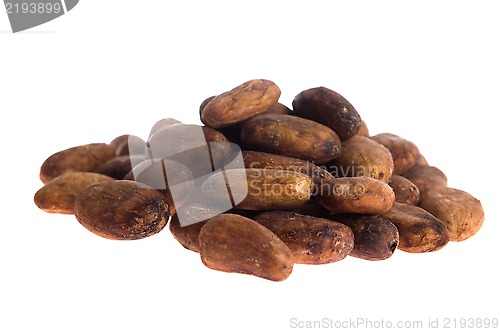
[34,79,484,282]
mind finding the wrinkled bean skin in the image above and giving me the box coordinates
[419,187,484,242]
[34,172,114,214]
[329,136,394,183]
[370,133,420,175]
[199,214,294,282]
[292,87,361,141]
[241,114,342,164]
[40,143,115,184]
[388,175,420,205]
[201,168,315,211]
[254,211,354,265]
[201,79,281,128]
[242,150,334,187]
[74,180,169,240]
[382,202,450,253]
[316,176,395,215]
[333,214,399,261]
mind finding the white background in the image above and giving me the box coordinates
[1,1,499,331]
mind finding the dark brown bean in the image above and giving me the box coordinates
[401,165,447,193]
[169,214,207,253]
[265,102,293,115]
[253,211,354,264]
[200,79,281,128]
[74,180,169,240]
[40,143,115,184]
[381,202,450,253]
[94,155,144,180]
[292,86,361,141]
[124,158,193,217]
[110,135,147,157]
[333,214,399,261]
[370,133,421,174]
[241,114,342,164]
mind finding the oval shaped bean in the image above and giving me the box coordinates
[316,176,395,214]
[419,187,484,242]
[265,102,293,115]
[169,214,207,253]
[402,165,447,193]
[370,133,420,174]
[125,158,193,216]
[200,79,281,128]
[381,202,450,253]
[242,150,334,187]
[34,172,114,214]
[388,174,420,205]
[40,143,115,184]
[241,114,341,164]
[201,168,314,210]
[333,214,399,261]
[292,86,361,141]
[74,180,169,240]
[329,136,394,183]
[199,214,294,282]
[94,155,144,180]
[254,211,354,264]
